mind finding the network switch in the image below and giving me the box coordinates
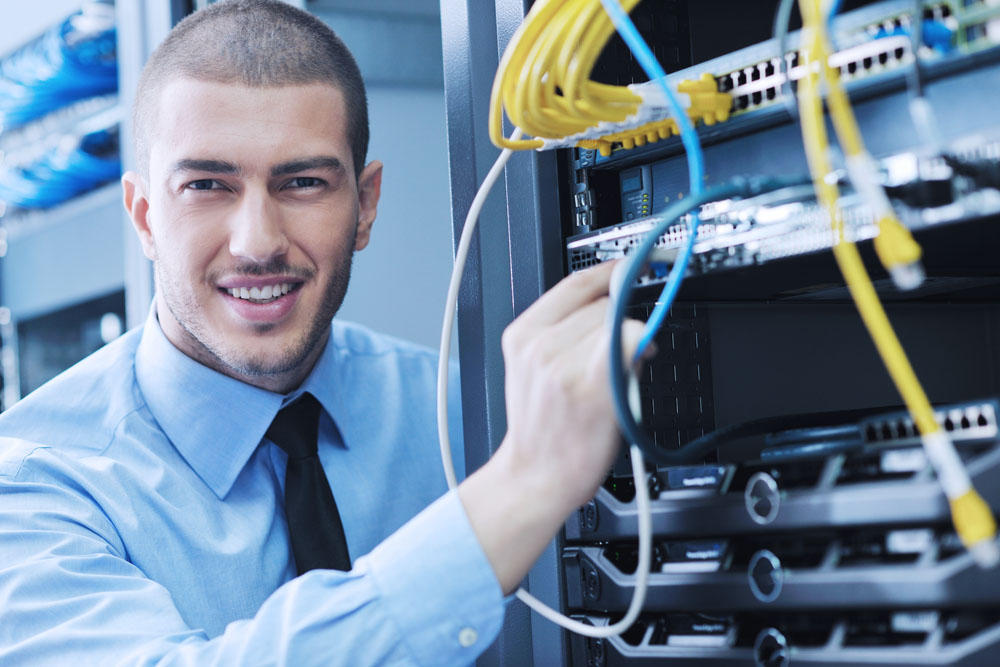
[566,133,1000,292]
[568,399,1000,543]
[569,606,1000,665]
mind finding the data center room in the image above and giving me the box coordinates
[5,0,1000,666]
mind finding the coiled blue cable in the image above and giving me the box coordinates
[597,0,706,358]
[0,126,120,209]
[0,5,117,129]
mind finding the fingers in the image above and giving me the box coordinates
[514,261,618,332]
[528,296,609,362]
[620,318,646,368]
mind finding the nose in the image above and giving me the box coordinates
[228,187,289,263]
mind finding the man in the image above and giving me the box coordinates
[0,1,642,664]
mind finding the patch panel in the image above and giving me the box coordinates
[566,133,1000,291]
[582,0,1000,164]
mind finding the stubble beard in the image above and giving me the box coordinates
[156,249,354,381]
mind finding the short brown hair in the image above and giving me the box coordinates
[133,0,368,177]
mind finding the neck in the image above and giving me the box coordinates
[154,299,329,395]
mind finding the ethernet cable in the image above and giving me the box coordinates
[0,3,118,129]
[775,0,926,290]
[773,0,800,123]
[436,128,652,638]
[487,0,731,155]
[796,0,998,567]
[607,176,810,466]
[598,0,706,359]
[904,0,947,152]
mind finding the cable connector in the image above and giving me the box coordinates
[677,73,732,126]
[581,75,734,156]
[845,153,925,290]
[950,489,1000,568]
[873,216,924,290]
[920,428,999,568]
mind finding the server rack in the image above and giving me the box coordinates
[0,0,189,408]
[441,1,1000,665]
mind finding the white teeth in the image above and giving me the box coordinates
[226,283,292,303]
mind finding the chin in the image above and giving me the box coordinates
[217,341,309,378]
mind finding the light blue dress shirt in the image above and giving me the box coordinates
[0,310,504,665]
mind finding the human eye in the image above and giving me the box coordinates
[184,179,227,191]
[284,176,326,190]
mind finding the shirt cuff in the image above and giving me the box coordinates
[365,488,505,666]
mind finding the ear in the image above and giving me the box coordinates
[354,160,382,252]
[122,171,157,261]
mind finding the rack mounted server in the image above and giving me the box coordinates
[442,1,1000,665]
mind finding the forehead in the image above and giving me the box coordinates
[149,78,353,177]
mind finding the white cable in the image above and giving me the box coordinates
[514,444,651,637]
[437,128,653,637]
[437,128,522,490]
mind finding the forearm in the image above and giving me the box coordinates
[1,478,504,667]
[457,437,580,595]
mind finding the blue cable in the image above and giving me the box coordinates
[0,7,117,129]
[827,0,845,28]
[598,0,706,358]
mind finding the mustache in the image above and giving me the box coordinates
[214,259,315,281]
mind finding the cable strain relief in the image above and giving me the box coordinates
[969,539,1000,570]
[888,262,925,291]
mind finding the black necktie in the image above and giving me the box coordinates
[267,393,351,574]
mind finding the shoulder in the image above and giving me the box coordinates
[331,320,440,363]
[326,320,459,407]
[0,327,146,468]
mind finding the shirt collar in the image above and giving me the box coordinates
[134,307,343,499]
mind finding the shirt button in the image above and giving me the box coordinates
[458,627,478,648]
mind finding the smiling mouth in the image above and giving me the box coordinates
[220,282,302,304]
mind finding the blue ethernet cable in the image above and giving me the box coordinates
[598,0,707,359]
[827,0,844,31]
[0,7,118,129]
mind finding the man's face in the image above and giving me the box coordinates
[123,79,381,390]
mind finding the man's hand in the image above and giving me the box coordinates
[458,261,645,594]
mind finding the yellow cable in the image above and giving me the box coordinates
[489,0,730,153]
[491,0,645,149]
[819,8,923,282]
[796,0,997,564]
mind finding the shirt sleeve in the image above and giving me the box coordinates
[0,451,505,667]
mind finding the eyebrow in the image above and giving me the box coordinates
[270,156,346,178]
[169,159,242,177]
[167,156,346,179]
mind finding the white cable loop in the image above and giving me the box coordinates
[437,128,652,638]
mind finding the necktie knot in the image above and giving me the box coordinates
[267,393,321,460]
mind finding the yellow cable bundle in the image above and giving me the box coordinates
[489,0,644,150]
[487,0,732,154]
[795,0,997,565]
